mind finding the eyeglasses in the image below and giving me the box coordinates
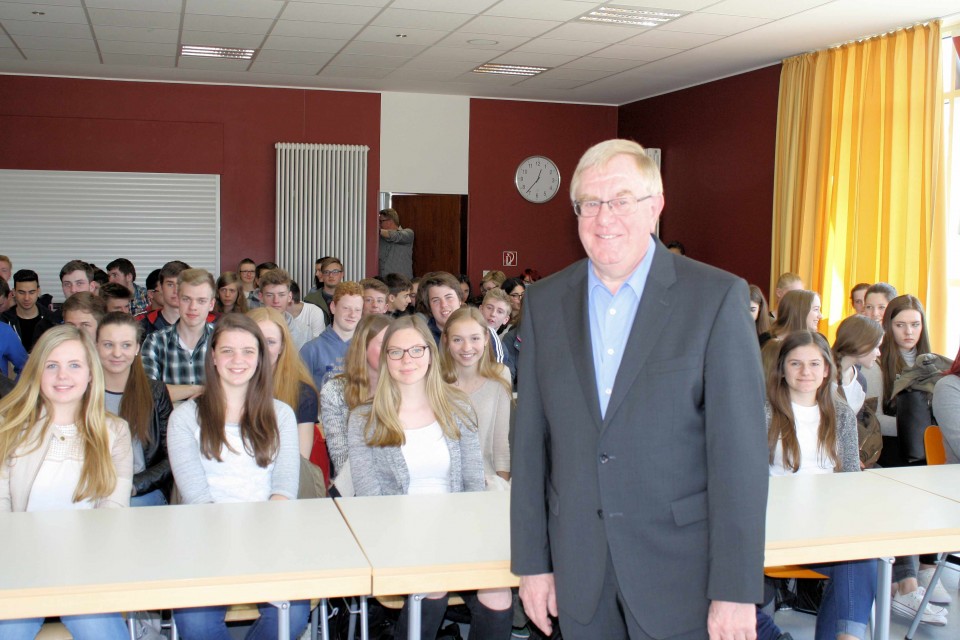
[385,345,428,360]
[322,269,343,276]
[509,292,524,300]
[573,195,654,217]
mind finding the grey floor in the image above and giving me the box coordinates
[774,561,960,640]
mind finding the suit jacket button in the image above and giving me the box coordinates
[597,509,603,519]
[600,453,609,463]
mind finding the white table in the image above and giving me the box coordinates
[766,472,960,640]
[868,465,960,503]
[336,491,517,638]
[0,499,371,639]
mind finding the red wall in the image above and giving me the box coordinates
[0,76,381,275]
[468,99,618,281]
[617,65,781,288]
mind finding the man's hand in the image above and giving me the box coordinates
[519,573,558,636]
[707,601,756,640]
[380,229,391,239]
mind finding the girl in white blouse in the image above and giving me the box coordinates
[0,325,132,640]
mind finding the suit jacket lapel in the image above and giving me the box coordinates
[602,241,677,431]
[563,262,604,431]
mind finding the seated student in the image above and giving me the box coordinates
[248,308,318,460]
[143,268,164,316]
[933,341,960,463]
[300,281,364,392]
[99,282,133,314]
[140,260,190,336]
[287,281,325,342]
[383,272,413,318]
[766,330,877,640]
[849,283,870,317]
[62,292,106,342]
[167,314,308,640]
[479,288,512,335]
[2,269,58,353]
[258,269,312,349]
[0,289,28,377]
[247,261,279,311]
[347,315,511,639]
[360,278,389,317]
[441,307,511,490]
[773,272,804,313]
[760,290,822,382]
[303,257,343,326]
[749,284,771,340]
[320,314,391,482]
[831,315,883,416]
[106,258,150,316]
[237,258,260,309]
[215,271,248,315]
[60,259,95,300]
[862,282,897,324]
[480,270,506,296]
[0,325,132,640]
[457,274,473,305]
[96,312,173,507]
[500,277,526,336]
[89,264,109,295]
[408,276,421,314]
[873,296,953,616]
[141,268,217,402]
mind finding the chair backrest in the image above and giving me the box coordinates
[924,426,946,466]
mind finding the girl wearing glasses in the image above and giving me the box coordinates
[500,277,526,335]
[348,316,510,639]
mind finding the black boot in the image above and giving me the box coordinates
[394,595,449,640]
[468,599,513,640]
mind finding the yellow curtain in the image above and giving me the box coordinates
[771,22,948,352]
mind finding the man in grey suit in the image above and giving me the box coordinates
[511,139,769,640]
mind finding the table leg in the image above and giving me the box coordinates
[874,558,892,640]
[269,600,290,640]
[360,596,369,640]
[409,593,424,640]
[319,598,329,640]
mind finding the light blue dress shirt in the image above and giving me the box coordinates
[588,239,656,418]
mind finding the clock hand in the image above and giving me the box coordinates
[526,170,542,193]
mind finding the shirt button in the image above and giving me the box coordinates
[609,308,616,315]
[600,454,609,464]
[597,509,604,519]
[605,388,612,395]
[606,348,614,355]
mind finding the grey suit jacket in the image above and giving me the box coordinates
[510,239,769,637]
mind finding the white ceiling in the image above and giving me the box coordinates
[0,0,957,105]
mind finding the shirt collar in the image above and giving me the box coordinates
[587,234,657,297]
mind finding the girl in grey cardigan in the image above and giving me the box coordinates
[348,315,510,639]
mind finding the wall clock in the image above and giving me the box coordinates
[515,155,560,203]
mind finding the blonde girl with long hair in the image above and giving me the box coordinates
[441,306,512,489]
[319,313,391,479]
[348,316,511,639]
[247,307,317,458]
[0,325,132,639]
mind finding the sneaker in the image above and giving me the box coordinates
[892,587,949,626]
[918,567,953,604]
[511,625,531,639]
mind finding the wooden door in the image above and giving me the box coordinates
[390,194,466,277]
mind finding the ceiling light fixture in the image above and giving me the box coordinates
[31,11,45,15]
[180,45,255,60]
[472,63,548,77]
[395,33,407,38]
[578,5,686,27]
[467,38,499,46]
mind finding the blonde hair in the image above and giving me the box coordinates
[363,315,475,447]
[338,314,392,410]
[440,307,512,400]
[0,325,117,502]
[570,139,662,201]
[246,307,316,410]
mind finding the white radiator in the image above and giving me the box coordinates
[275,143,369,292]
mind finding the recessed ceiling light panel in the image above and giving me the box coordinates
[578,5,686,27]
[472,63,549,77]
[180,45,255,60]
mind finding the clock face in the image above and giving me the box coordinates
[515,156,561,203]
